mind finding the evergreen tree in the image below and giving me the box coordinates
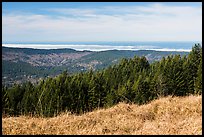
[195,54,202,94]
[2,44,201,117]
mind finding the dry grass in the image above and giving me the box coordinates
[2,95,202,135]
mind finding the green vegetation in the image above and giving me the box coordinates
[2,46,189,86]
[2,44,202,117]
[2,60,87,86]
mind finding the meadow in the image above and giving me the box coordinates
[2,95,202,135]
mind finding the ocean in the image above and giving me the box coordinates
[2,41,202,52]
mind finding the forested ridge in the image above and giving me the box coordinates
[2,44,202,117]
[2,46,188,86]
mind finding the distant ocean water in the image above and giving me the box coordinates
[2,41,202,52]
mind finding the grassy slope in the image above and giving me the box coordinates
[2,95,202,135]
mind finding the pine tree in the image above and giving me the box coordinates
[133,74,151,105]
[195,54,202,94]
[2,86,9,115]
[21,82,35,114]
[184,44,202,93]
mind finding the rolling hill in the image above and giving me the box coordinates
[2,46,189,86]
[2,95,201,135]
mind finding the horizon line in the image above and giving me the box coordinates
[2,45,192,52]
[2,41,202,43]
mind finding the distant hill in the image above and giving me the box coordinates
[2,95,201,135]
[2,46,81,54]
[2,46,189,86]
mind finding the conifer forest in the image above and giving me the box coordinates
[2,44,202,117]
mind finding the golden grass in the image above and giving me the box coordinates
[2,95,202,135]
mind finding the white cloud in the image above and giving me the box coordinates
[2,44,191,52]
[2,3,202,42]
[47,8,96,17]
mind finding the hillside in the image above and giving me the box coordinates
[2,44,202,118]
[2,46,189,86]
[2,95,202,135]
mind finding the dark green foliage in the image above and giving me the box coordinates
[183,44,202,93]
[194,49,202,94]
[2,44,202,117]
[2,46,189,86]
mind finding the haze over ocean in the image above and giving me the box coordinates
[2,41,201,52]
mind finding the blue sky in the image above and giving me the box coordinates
[2,2,202,42]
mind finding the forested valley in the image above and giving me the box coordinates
[2,46,189,86]
[2,44,202,117]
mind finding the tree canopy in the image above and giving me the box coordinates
[2,44,202,117]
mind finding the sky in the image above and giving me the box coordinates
[2,2,202,43]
